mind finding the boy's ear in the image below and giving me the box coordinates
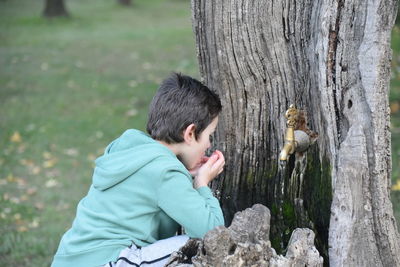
[183,124,196,144]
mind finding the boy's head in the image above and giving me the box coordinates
[147,73,222,144]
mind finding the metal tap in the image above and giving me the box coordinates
[279,105,297,161]
[279,105,310,161]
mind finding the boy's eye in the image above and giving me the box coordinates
[209,135,214,143]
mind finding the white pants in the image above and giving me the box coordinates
[103,235,189,267]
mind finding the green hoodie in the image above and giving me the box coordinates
[51,129,224,267]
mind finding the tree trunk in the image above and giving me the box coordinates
[118,0,132,6]
[43,0,68,18]
[191,0,400,266]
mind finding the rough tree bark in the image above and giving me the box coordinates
[43,0,68,18]
[191,0,400,266]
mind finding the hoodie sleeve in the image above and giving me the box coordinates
[157,168,224,238]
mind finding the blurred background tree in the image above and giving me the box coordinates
[118,0,132,6]
[43,0,68,17]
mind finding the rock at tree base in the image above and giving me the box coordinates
[166,204,323,267]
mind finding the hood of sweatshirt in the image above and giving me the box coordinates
[92,129,177,191]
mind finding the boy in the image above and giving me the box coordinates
[51,73,225,267]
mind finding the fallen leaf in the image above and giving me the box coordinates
[20,159,34,167]
[6,174,15,182]
[45,179,59,188]
[126,109,138,117]
[34,202,44,210]
[128,80,138,88]
[31,166,41,175]
[28,218,40,228]
[56,202,70,211]
[41,62,49,71]
[16,178,27,187]
[390,102,400,114]
[10,132,22,143]
[43,158,57,168]
[392,179,400,191]
[10,197,21,204]
[17,144,26,153]
[17,226,28,232]
[26,187,38,195]
[63,148,79,157]
[42,151,52,160]
[95,131,103,139]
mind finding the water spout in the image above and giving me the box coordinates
[279,105,310,161]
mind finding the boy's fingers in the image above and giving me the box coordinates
[211,157,225,172]
[201,156,210,163]
[213,151,225,166]
[215,150,224,161]
[215,163,224,175]
[215,156,224,165]
[206,154,219,164]
[201,151,225,177]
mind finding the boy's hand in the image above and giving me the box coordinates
[193,150,225,189]
[188,156,209,177]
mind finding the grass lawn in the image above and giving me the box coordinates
[0,0,399,266]
[0,0,198,265]
[390,24,400,231]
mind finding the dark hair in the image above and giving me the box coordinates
[146,73,222,143]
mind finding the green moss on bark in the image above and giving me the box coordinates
[267,147,332,259]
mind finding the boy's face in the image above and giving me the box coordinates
[181,117,218,170]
